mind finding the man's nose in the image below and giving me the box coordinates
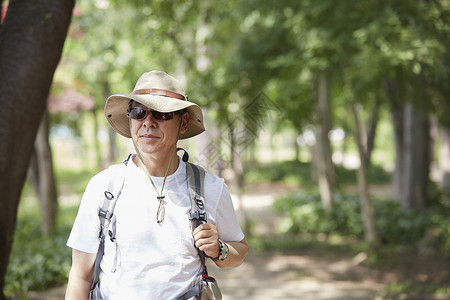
[142,111,157,127]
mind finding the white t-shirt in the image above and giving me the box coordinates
[67,156,244,300]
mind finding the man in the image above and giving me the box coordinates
[65,70,249,299]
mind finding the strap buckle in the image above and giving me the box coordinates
[98,208,113,220]
[189,211,207,222]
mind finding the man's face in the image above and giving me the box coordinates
[129,102,190,156]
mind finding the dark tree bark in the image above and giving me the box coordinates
[0,1,74,298]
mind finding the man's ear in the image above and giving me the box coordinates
[180,112,190,134]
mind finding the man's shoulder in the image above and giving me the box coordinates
[89,160,129,183]
[193,163,225,188]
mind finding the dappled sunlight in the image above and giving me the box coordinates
[207,252,383,300]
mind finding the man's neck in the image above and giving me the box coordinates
[135,150,179,177]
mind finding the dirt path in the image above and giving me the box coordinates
[207,251,382,300]
[26,182,449,300]
[211,184,383,300]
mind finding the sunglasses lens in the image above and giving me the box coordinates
[152,111,174,120]
[129,108,147,120]
[129,107,175,121]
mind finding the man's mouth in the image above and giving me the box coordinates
[141,133,159,139]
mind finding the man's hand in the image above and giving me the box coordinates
[193,223,220,258]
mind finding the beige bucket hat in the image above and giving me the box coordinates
[104,70,205,139]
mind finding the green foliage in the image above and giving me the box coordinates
[335,164,391,186]
[5,164,94,297]
[56,167,96,195]
[245,160,391,187]
[244,160,313,186]
[274,192,362,237]
[432,214,450,253]
[273,191,450,254]
[4,207,76,297]
[248,234,358,256]
[385,281,450,299]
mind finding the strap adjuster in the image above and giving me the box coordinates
[189,211,207,222]
[98,208,113,220]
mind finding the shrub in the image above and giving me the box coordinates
[273,191,450,253]
[274,192,364,237]
[244,160,314,186]
[4,212,73,297]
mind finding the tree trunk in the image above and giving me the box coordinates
[386,76,431,210]
[314,72,337,210]
[91,108,102,169]
[103,79,117,166]
[440,126,450,190]
[385,78,404,201]
[402,103,430,210]
[34,111,58,234]
[0,1,73,297]
[364,98,381,165]
[294,130,301,162]
[228,117,249,235]
[351,104,378,248]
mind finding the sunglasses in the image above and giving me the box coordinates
[127,107,181,121]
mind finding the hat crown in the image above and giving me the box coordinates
[134,71,186,96]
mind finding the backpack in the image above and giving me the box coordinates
[89,150,222,300]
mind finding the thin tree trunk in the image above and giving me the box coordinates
[294,130,301,162]
[314,72,336,210]
[364,98,381,165]
[402,103,430,210]
[228,118,249,235]
[103,80,117,166]
[402,103,415,209]
[351,104,378,248]
[440,127,450,190]
[384,78,404,201]
[34,112,58,234]
[91,108,102,169]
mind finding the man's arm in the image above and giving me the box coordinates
[193,224,249,268]
[65,249,96,300]
[213,238,249,268]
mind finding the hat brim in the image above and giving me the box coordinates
[104,94,205,139]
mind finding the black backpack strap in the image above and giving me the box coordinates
[177,162,207,300]
[90,155,131,292]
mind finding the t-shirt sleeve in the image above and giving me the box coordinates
[66,170,109,253]
[210,178,245,243]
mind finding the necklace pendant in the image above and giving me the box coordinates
[156,198,165,224]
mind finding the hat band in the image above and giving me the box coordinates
[132,88,187,101]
